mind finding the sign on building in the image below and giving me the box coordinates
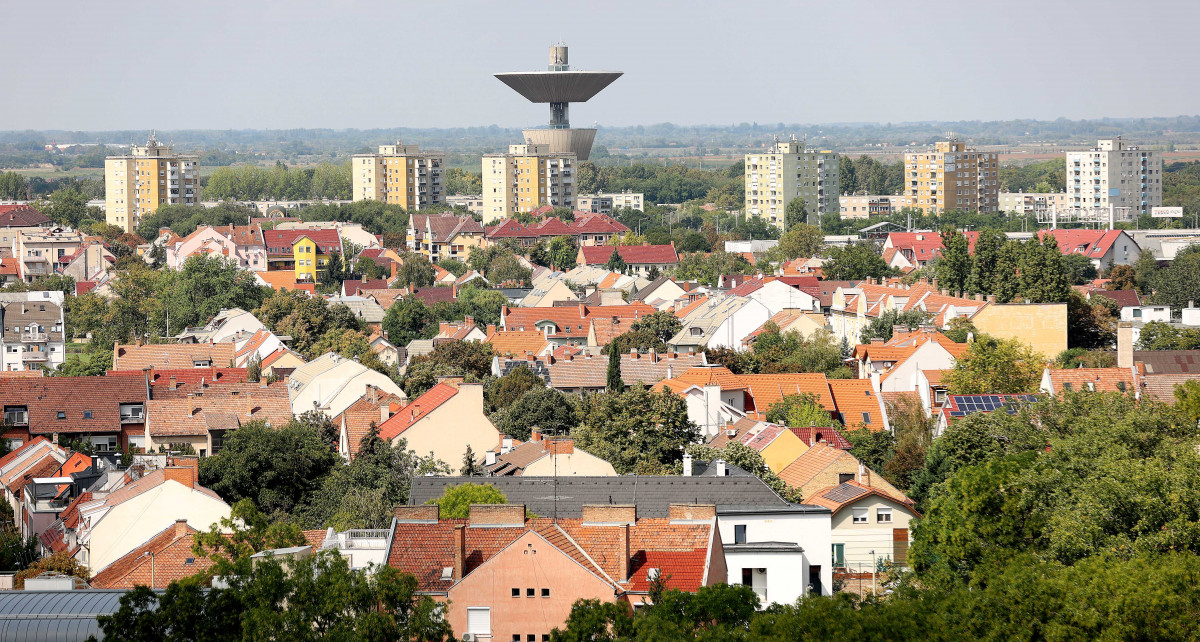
[1152,206,1183,218]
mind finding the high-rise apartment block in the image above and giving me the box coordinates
[105,133,198,232]
[481,144,576,223]
[744,140,840,227]
[903,140,998,214]
[351,142,444,210]
[1066,138,1162,215]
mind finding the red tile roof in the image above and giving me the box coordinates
[106,367,248,387]
[89,521,212,589]
[1039,229,1128,259]
[378,383,459,441]
[0,377,148,435]
[0,204,51,227]
[262,228,342,256]
[788,426,853,450]
[502,303,655,339]
[580,244,679,265]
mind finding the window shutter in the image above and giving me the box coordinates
[467,607,491,635]
[892,528,909,565]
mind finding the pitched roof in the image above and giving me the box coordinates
[485,329,549,357]
[1141,373,1200,403]
[0,204,51,227]
[569,213,630,235]
[502,303,655,339]
[1040,229,1129,258]
[377,383,459,440]
[1044,367,1138,394]
[827,379,887,430]
[1133,350,1200,375]
[498,351,707,390]
[738,373,836,416]
[411,214,485,243]
[777,442,848,488]
[579,244,679,266]
[112,343,236,370]
[410,475,798,519]
[89,522,212,589]
[145,382,292,437]
[105,367,247,387]
[339,387,405,460]
[0,377,148,434]
[788,426,853,450]
[941,394,1039,423]
[805,481,918,516]
[262,228,342,256]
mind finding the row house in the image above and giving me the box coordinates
[144,380,292,456]
[413,474,834,608]
[500,302,655,350]
[493,349,708,395]
[578,243,679,277]
[483,213,630,249]
[1,291,66,371]
[668,294,772,354]
[387,502,725,639]
[0,376,148,453]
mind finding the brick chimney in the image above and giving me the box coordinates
[1117,321,1134,368]
[453,524,466,582]
[531,428,542,443]
[169,375,177,390]
[547,438,574,455]
[394,505,439,522]
[619,523,631,582]
[163,466,196,489]
[668,504,716,521]
[581,504,636,525]
[468,504,525,527]
[174,519,190,538]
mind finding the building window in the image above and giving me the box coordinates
[56,411,65,419]
[832,543,845,567]
[877,508,893,524]
[526,588,535,597]
[466,607,491,636]
[511,588,520,597]
[741,568,753,586]
[852,508,868,524]
[838,473,854,484]
[83,411,92,419]
[541,588,550,597]
[861,412,872,425]
[734,524,747,544]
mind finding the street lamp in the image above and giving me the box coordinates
[868,549,876,596]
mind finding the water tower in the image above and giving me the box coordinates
[494,44,622,161]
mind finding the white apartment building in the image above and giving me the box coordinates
[839,194,905,220]
[105,132,198,233]
[745,139,840,227]
[998,192,1073,216]
[577,191,644,213]
[481,144,576,223]
[0,291,67,372]
[1066,138,1162,215]
[351,142,444,210]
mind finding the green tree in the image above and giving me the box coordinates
[396,252,435,288]
[1107,264,1138,291]
[778,223,824,260]
[13,551,90,589]
[381,297,435,347]
[1176,380,1200,422]
[574,385,699,474]
[1067,291,1117,350]
[402,340,494,397]
[1061,253,1099,285]
[489,387,578,441]
[823,242,893,281]
[198,421,339,519]
[935,230,972,294]
[1018,235,1070,303]
[968,228,1005,294]
[687,442,796,501]
[763,393,835,427]
[943,336,1044,394]
[604,246,627,273]
[1151,245,1200,312]
[546,235,579,270]
[1136,321,1200,350]
[606,343,624,392]
[992,239,1024,303]
[859,309,931,343]
[486,364,544,413]
[426,482,507,518]
[785,197,809,228]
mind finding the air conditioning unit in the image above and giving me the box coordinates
[725,429,737,437]
[462,635,477,642]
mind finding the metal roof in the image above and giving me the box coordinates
[410,475,792,519]
[0,590,157,641]
[493,71,623,103]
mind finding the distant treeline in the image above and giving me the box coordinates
[201,162,351,201]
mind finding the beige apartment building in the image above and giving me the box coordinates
[998,192,1073,217]
[105,132,199,232]
[903,140,998,214]
[839,194,905,220]
[481,144,576,223]
[577,191,644,214]
[351,142,444,210]
[745,139,840,228]
[1066,138,1162,215]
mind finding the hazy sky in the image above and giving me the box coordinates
[2,0,1198,131]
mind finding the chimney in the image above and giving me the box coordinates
[531,428,542,442]
[173,519,190,538]
[940,289,950,296]
[1117,321,1134,368]
[619,524,631,582]
[578,302,586,317]
[649,350,658,363]
[487,324,496,336]
[453,524,466,581]
[668,504,716,521]
[163,466,196,489]
[629,348,638,359]
[380,403,391,424]
[715,458,727,477]
[245,400,255,417]
[858,462,868,485]
[682,452,693,477]
[986,294,996,303]
[547,438,574,455]
[931,278,939,290]
[870,338,884,345]
[468,504,526,527]
[974,293,984,301]
[666,364,674,379]
[581,504,636,525]
[485,450,497,466]
[393,505,439,522]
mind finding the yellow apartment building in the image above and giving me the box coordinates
[904,140,999,214]
[105,132,199,232]
[351,142,444,210]
[481,144,576,223]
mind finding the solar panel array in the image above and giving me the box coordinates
[947,394,1038,418]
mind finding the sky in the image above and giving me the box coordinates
[2,0,1198,131]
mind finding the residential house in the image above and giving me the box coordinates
[654,365,747,438]
[578,243,679,276]
[164,224,267,271]
[58,242,116,284]
[742,309,828,347]
[112,341,236,370]
[174,307,267,344]
[1,291,66,371]
[261,346,306,378]
[433,317,487,345]
[483,213,629,249]
[387,503,725,638]
[853,328,968,392]
[105,366,248,391]
[1039,367,1140,397]
[89,519,213,589]
[0,205,51,252]
[520,278,578,308]
[485,430,617,476]
[630,275,688,311]
[485,327,550,358]
[262,228,343,281]
[669,295,771,354]
[412,474,834,605]
[287,352,407,419]
[335,385,406,461]
[48,465,231,575]
[881,232,944,271]
[778,443,908,506]
[377,378,499,469]
[969,302,1068,357]
[494,349,707,395]
[406,213,485,263]
[0,376,148,453]
[13,227,85,282]
[808,482,919,571]
[1040,229,1141,272]
[0,438,70,535]
[20,450,94,540]
[143,381,293,456]
[726,278,821,315]
[500,302,655,350]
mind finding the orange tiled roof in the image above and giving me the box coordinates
[778,442,847,488]
[378,383,459,441]
[827,379,886,430]
[738,373,835,417]
[653,365,746,393]
[113,343,236,371]
[145,381,292,437]
[90,522,213,589]
[1044,367,1139,395]
[486,329,549,357]
[502,303,655,339]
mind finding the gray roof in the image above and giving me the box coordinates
[409,475,794,518]
[1134,350,1200,375]
[0,590,157,641]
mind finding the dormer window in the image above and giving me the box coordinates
[83,411,92,419]
[56,411,65,419]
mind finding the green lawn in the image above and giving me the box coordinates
[8,167,104,180]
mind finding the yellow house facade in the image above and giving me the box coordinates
[292,236,325,282]
[970,302,1067,358]
[744,426,809,474]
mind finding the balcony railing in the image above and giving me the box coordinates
[22,352,48,362]
[21,332,47,343]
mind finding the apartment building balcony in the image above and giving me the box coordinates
[21,332,47,343]
[22,351,48,362]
